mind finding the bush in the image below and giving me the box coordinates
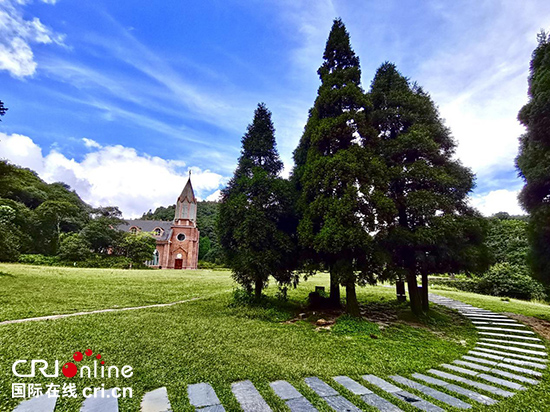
[477,263,547,301]
[19,254,61,266]
[332,315,380,336]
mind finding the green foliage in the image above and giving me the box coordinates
[516,31,550,286]
[219,103,298,298]
[18,254,61,266]
[0,205,21,261]
[293,19,378,314]
[198,236,211,260]
[120,231,157,266]
[369,62,490,313]
[58,233,92,262]
[477,263,547,301]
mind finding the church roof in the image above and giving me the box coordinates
[178,177,196,203]
[117,219,172,241]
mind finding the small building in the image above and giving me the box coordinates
[119,177,200,269]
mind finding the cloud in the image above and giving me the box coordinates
[0,132,227,217]
[82,137,101,149]
[205,190,221,202]
[0,0,64,78]
[470,189,525,217]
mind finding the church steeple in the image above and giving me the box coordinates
[174,173,197,225]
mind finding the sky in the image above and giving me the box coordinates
[0,0,549,218]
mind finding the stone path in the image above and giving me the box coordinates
[12,294,547,411]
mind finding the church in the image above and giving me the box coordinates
[118,177,200,269]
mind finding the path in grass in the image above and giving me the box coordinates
[9,294,549,412]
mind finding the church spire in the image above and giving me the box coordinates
[174,174,197,224]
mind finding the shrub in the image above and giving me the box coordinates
[477,263,547,301]
[19,254,61,266]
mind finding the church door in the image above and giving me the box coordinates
[174,259,183,269]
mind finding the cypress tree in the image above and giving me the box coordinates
[370,63,489,314]
[218,103,297,299]
[516,31,550,286]
[293,19,377,315]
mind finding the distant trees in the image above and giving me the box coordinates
[218,103,297,299]
[516,31,550,287]
[0,100,7,120]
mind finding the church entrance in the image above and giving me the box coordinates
[174,259,183,269]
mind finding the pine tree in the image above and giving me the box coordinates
[370,63,489,314]
[0,100,7,120]
[218,103,297,299]
[516,31,550,286]
[292,19,378,315]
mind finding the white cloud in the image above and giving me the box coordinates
[0,0,64,78]
[0,132,227,218]
[82,137,102,149]
[205,190,221,202]
[470,189,526,217]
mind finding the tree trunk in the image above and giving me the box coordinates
[254,278,263,301]
[329,270,341,307]
[396,280,406,302]
[345,282,360,317]
[421,272,429,312]
[407,272,422,316]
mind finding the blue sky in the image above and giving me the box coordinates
[1,0,549,217]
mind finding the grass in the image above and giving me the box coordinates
[0,263,549,411]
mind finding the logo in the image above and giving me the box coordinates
[11,348,133,400]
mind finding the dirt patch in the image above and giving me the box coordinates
[505,312,550,342]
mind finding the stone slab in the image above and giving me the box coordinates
[363,375,443,412]
[477,373,526,390]
[463,355,542,376]
[428,369,515,398]
[476,327,534,334]
[141,387,172,412]
[81,389,119,412]
[479,332,541,341]
[479,338,545,349]
[231,380,272,412]
[304,377,338,397]
[14,395,58,412]
[412,373,496,405]
[323,395,362,412]
[390,375,471,409]
[468,350,547,369]
[333,376,372,395]
[200,406,226,412]
[188,383,222,408]
[270,381,302,400]
[473,346,548,362]
[362,374,401,393]
[477,342,548,357]
[286,397,318,412]
[441,363,478,376]
[454,360,491,372]
[472,321,526,327]
[362,393,403,411]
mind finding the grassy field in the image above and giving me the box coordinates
[0,264,549,411]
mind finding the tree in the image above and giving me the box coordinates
[0,205,21,261]
[0,100,7,120]
[516,30,550,287]
[36,200,82,255]
[121,231,157,267]
[292,19,379,315]
[218,103,297,300]
[58,233,92,261]
[370,63,489,314]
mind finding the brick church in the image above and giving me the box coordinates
[119,177,200,269]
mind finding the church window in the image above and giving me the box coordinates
[129,226,138,234]
[153,227,163,236]
[177,233,186,242]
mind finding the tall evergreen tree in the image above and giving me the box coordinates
[0,100,7,120]
[370,63,489,314]
[293,19,378,315]
[218,103,297,299]
[516,31,550,286]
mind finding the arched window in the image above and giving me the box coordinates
[152,249,159,265]
[153,227,163,237]
[129,226,139,234]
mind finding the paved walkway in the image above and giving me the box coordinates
[13,294,547,411]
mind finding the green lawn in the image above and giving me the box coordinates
[0,264,549,411]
